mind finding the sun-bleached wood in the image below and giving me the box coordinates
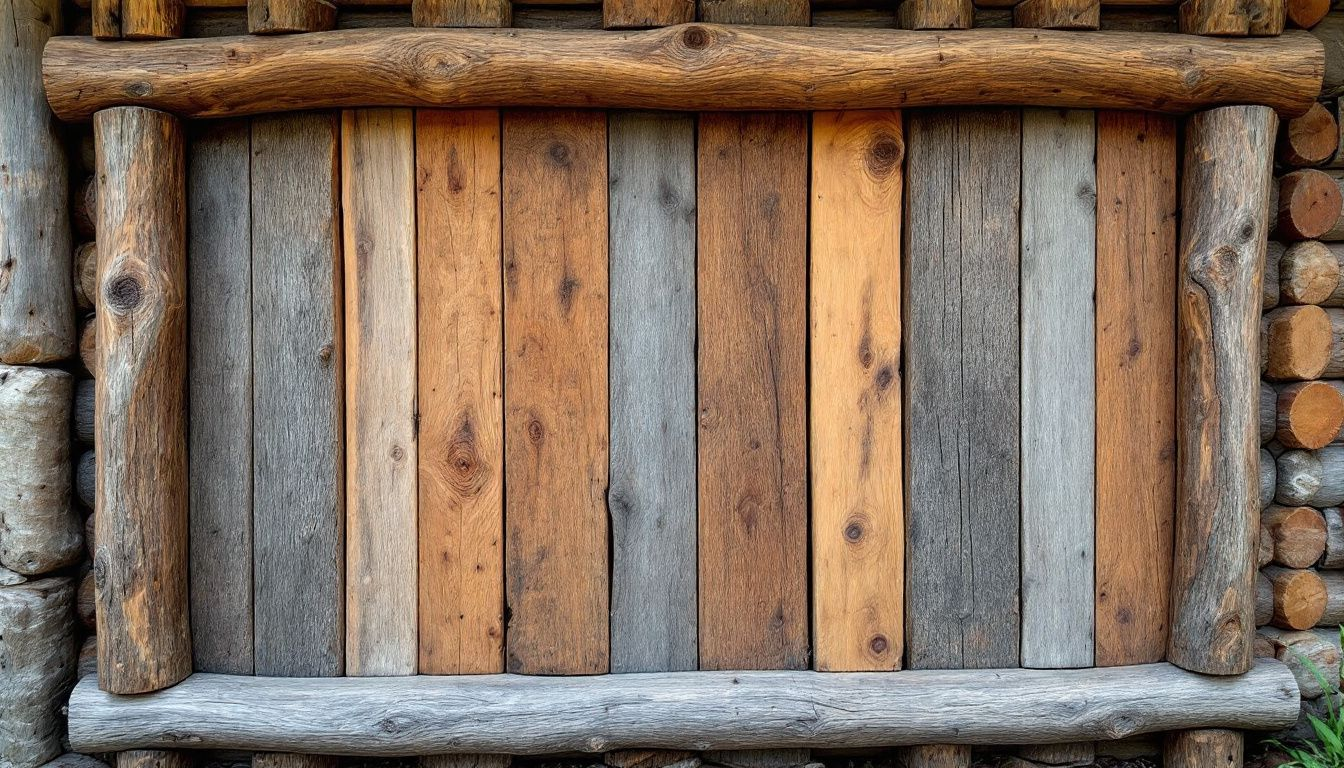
[416,109,504,675]
[0,578,75,768]
[0,366,80,575]
[608,111,697,675]
[93,106,190,694]
[0,0,74,364]
[66,662,1301,755]
[187,120,252,675]
[1258,626,1339,698]
[1095,111,1177,667]
[40,26,1325,122]
[1021,108,1095,672]
[343,108,418,677]
[810,110,903,672]
[1169,105,1277,675]
[1278,241,1339,305]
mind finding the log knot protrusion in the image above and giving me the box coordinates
[123,82,153,98]
[680,25,710,50]
[105,273,144,314]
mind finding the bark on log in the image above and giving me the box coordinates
[1277,446,1344,506]
[1262,448,1277,510]
[1171,105,1277,675]
[1164,729,1241,768]
[1277,380,1344,449]
[1287,0,1329,28]
[76,450,95,509]
[1279,240,1338,305]
[1262,505,1328,568]
[1263,305,1330,381]
[0,577,76,768]
[79,317,96,376]
[1280,102,1339,167]
[1266,241,1283,309]
[1263,382,1277,444]
[1317,569,1344,625]
[39,26,1325,121]
[93,106,190,695]
[72,177,96,240]
[75,243,98,311]
[1258,626,1340,699]
[74,378,94,443]
[1264,565,1328,629]
[1322,507,1344,568]
[1,0,74,364]
[1278,170,1342,241]
[0,365,82,574]
[1258,571,1274,624]
[66,663,1301,755]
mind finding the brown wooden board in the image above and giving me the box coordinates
[251,112,344,678]
[903,108,1021,671]
[1094,111,1177,667]
[809,109,904,672]
[417,109,506,675]
[697,111,809,671]
[502,109,610,675]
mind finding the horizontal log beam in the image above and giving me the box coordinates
[42,25,1322,121]
[69,663,1299,756]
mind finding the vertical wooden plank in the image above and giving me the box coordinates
[121,0,183,38]
[249,0,336,34]
[904,108,1021,672]
[251,112,344,678]
[413,0,510,27]
[187,120,253,675]
[94,106,190,695]
[697,111,809,672]
[92,0,122,39]
[898,0,972,29]
[608,111,697,675]
[698,0,808,24]
[809,110,904,673]
[1012,0,1100,29]
[417,109,505,676]
[502,109,609,676]
[1020,108,1096,672]
[1095,111,1177,668]
[604,0,694,28]
[343,108,418,677]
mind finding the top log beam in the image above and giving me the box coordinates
[41,25,1323,121]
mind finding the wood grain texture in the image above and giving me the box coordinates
[343,108,418,677]
[0,0,74,364]
[898,0,973,28]
[1020,108,1095,671]
[122,0,183,37]
[186,119,252,675]
[698,0,807,24]
[40,27,1326,122]
[1278,240,1339,305]
[1013,0,1100,28]
[1277,380,1344,449]
[92,0,122,38]
[249,0,335,33]
[0,577,75,768]
[116,751,190,768]
[93,106,190,694]
[413,0,509,27]
[1095,111,1178,667]
[1164,730,1242,768]
[604,0,692,27]
[251,112,343,678]
[1169,105,1278,676]
[809,110,904,673]
[903,108,1021,671]
[502,109,609,675]
[697,111,808,671]
[66,662,1303,755]
[416,109,504,675]
[608,111,697,675]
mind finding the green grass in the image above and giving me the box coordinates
[1270,628,1344,768]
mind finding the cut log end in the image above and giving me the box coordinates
[1279,169,1344,241]
[1278,380,1344,449]
[1264,305,1332,380]
[1280,102,1339,167]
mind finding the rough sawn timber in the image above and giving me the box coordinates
[40,26,1324,121]
[66,662,1301,755]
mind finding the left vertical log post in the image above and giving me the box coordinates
[93,106,190,696]
[1166,105,1278,768]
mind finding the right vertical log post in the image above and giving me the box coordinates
[1167,105,1278,768]
[93,105,191,696]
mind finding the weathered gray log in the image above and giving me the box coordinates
[1262,382,1276,444]
[1317,568,1344,625]
[1262,448,1277,510]
[67,663,1300,755]
[1170,105,1277,675]
[74,379,94,444]
[1276,447,1344,506]
[1258,571,1273,625]
[0,563,26,585]
[0,365,82,574]
[76,450,95,509]
[41,753,111,768]
[0,577,76,768]
[1258,626,1340,699]
[1323,507,1344,568]
[0,0,74,364]
[74,243,98,312]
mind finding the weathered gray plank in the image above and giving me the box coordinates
[903,108,1021,670]
[66,661,1302,755]
[1020,107,1096,671]
[251,113,344,678]
[187,120,253,675]
[608,111,697,675]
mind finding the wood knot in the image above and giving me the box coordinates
[445,434,487,495]
[105,274,143,314]
[869,634,889,655]
[548,142,570,167]
[124,81,152,98]
[874,365,894,393]
[681,25,710,50]
[866,133,903,178]
[527,418,545,445]
[389,444,406,462]
[843,520,864,543]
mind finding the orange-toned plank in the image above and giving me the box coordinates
[416,109,504,676]
[343,108,418,676]
[1095,111,1178,667]
[809,110,904,672]
[502,109,609,675]
[697,111,809,671]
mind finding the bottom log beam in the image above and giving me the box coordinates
[69,663,1299,756]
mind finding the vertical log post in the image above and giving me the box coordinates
[1169,105,1277,681]
[413,0,509,26]
[250,0,335,35]
[1,0,74,363]
[1179,0,1285,35]
[93,106,190,695]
